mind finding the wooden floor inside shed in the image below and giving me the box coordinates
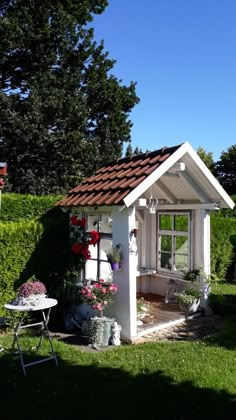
[137,293,190,335]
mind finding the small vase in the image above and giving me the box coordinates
[111,262,119,271]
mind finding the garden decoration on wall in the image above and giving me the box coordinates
[79,280,119,348]
[106,245,122,270]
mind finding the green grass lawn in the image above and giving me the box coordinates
[1,283,236,420]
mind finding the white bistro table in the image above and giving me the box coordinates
[4,298,58,375]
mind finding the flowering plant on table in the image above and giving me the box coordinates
[79,280,118,317]
[16,280,47,306]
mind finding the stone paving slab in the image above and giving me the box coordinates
[134,315,223,344]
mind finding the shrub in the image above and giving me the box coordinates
[211,214,236,280]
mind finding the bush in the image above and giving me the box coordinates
[0,220,44,315]
[211,213,236,280]
[0,194,70,321]
[0,193,62,221]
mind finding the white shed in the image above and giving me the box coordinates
[57,142,234,341]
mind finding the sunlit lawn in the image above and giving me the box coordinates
[1,282,236,420]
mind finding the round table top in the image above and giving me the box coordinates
[4,298,58,312]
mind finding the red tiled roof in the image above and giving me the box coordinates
[56,144,183,207]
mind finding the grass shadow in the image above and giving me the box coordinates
[0,348,236,420]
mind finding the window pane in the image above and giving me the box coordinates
[160,235,172,252]
[85,260,97,281]
[159,214,172,230]
[100,261,113,282]
[100,214,113,233]
[175,255,188,272]
[175,236,188,253]
[87,214,98,231]
[174,215,188,231]
[100,238,113,260]
[89,243,97,259]
[160,252,172,270]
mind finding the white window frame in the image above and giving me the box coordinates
[157,211,192,274]
[85,212,112,281]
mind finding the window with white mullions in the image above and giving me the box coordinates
[157,213,191,273]
[85,213,113,281]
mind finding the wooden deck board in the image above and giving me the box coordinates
[137,293,187,333]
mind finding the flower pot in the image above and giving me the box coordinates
[88,317,114,348]
[179,299,200,319]
[111,262,119,271]
[17,294,46,306]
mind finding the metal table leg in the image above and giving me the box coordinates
[12,308,58,375]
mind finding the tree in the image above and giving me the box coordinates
[125,144,133,157]
[134,146,143,155]
[197,146,215,173]
[0,0,139,194]
[215,145,236,195]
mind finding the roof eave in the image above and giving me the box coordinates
[123,142,235,210]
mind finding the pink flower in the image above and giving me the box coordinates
[100,279,105,283]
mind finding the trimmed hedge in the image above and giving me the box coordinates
[211,213,236,280]
[0,194,70,319]
[0,221,44,316]
[0,193,62,221]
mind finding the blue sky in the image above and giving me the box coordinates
[92,0,236,161]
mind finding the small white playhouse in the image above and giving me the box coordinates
[57,142,234,341]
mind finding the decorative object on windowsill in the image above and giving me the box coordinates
[175,288,201,319]
[106,244,122,271]
[79,280,118,348]
[14,280,47,306]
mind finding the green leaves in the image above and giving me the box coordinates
[0,0,139,194]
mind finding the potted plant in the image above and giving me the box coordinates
[183,269,200,282]
[106,246,122,270]
[79,280,118,347]
[16,280,47,306]
[175,287,201,319]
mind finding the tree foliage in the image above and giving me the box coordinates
[197,146,215,173]
[215,145,236,195]
[0,0,139,194]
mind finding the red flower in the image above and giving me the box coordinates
[88,230,100,246]
[78,217,86,227]
[71,243,82,254]
[70,215,79,226]
[81,245,91,260]
[0,178,4,187]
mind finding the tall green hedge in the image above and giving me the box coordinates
[0,193,62,221]
[0,221,44,315]
[211,213,236,280]
[0,194,70,318]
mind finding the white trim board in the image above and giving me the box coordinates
[123,142,235,210]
